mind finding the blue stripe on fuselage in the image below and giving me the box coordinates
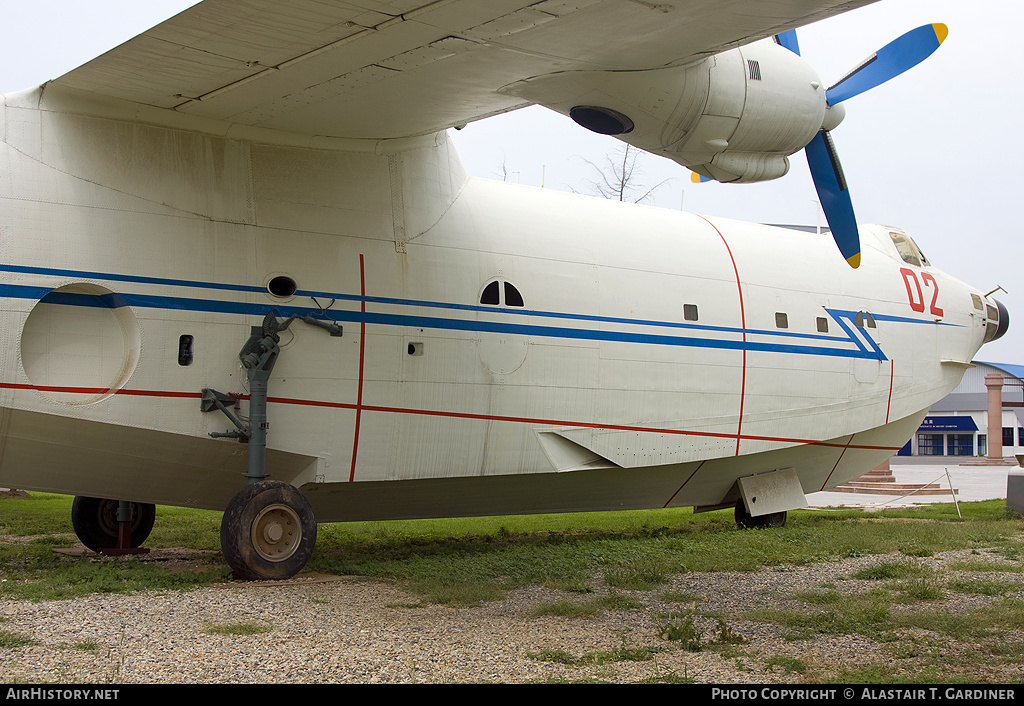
[0,265,952,361]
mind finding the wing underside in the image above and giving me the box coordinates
[49,0,878,139]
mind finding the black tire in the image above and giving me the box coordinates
[71,496,156,550]
[734,500,786,529]
[220,480,317,581]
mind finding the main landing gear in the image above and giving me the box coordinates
[205,311,342,581]
[71,496,156,553]
[220,480,317,580]
[63,312,338,579]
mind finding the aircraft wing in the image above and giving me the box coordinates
[49,0,877,140]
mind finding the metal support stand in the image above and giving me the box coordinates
[97,500,150,556]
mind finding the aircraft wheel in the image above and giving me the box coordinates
[734,500,786,529]
[220,480,316,581]
[71,496,156,550]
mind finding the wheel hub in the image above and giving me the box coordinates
[251,504,301,562]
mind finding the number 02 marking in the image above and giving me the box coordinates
[900,267,943,316]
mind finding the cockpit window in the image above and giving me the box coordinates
[890,232,921,266]
[890,232,930,267]
[915,241,930,266]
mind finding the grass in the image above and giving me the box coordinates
[0,630,34,648]
[893,576,945,602]
[851,559,932,581]
[603,560,669,589]
[751,590,897,640]
[733,535,1024,682]
[203,622,272,636]
[657,606,704,650]
[946,576,1018,596]
[0,494,227,601]
[0,494,1022,608]
[766,656,807,674]
[308,499,1019,606]
[350,501,1020,606]
[758,594,1024,642]
[946,557,1024,573]
[526,632,666,667]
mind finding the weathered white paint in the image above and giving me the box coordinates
[0,81,996,522]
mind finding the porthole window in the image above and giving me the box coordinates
[504,282,524,307]
[816,317,829,333]
[775,312,788,329]
[481,280,500,305]
[683,304,698,322]
[854,311,876,328]
[480,279,524,307]
[267,275,297,298]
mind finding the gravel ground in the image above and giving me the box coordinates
[2,548,1023,684]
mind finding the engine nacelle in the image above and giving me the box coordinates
[502,40,829,183]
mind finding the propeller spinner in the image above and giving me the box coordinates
[775,23,947,268]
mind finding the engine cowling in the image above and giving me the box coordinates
[503,39,830,183]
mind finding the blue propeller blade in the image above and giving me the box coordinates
[804,130,860,268]
[769,24,944,267]
[826,23,947,105]
[774,29,801,55]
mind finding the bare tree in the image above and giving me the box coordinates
[580,144,671,203]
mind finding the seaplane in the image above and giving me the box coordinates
[0,0,1008,580]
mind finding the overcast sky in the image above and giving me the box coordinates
[1,0,1021,362]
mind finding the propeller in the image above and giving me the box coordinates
[825,24,948,105]
[775,23,947,268]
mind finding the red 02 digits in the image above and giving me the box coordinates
[900,267,943,316]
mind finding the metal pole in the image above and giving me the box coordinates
[945,467,961,518]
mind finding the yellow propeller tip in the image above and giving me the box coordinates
[691,172,704,184]
[846,252,862,269]
[932,23,948,44]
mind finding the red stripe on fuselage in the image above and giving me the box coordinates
[349,254,367,482]
[886,360,895,424]
[0,387,902,453]
[695,215,747,457]
[820,435,855,491]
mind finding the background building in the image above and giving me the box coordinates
[900,362,1024,457]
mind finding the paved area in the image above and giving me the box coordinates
[807,457,1016,509]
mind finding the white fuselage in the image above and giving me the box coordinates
[0,85,990,521]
